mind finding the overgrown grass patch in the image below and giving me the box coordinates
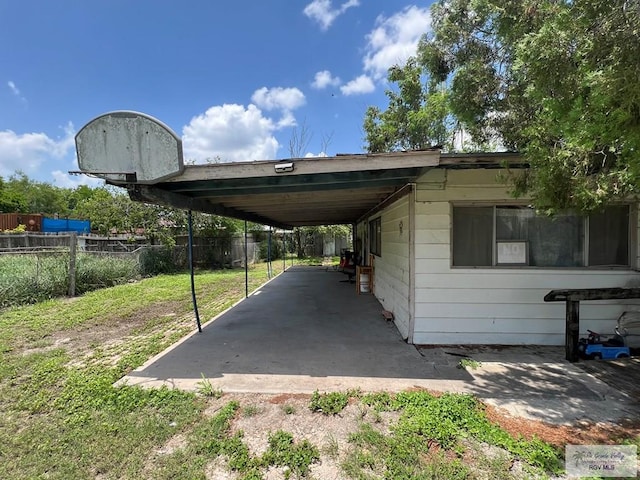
[341,390,563,479]
[0,252,140,308]
[0,263,286,479]
[393,391,562,472]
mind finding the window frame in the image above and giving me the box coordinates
[369,216,382,257]
[450,203,632,269]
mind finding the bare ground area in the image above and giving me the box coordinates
[141,390,639,479]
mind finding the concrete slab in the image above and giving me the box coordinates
[418,345,639,424]
[119,266,639,425]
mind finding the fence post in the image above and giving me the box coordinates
[68,232,77,297]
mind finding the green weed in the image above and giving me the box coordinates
[323,434,340,459]
[393,391,562,473]
[361,391,396,412]
[0,253,140,308]
[309,390,350,415]
[262,430,320,478]
[458,358,482,370]
[196,373,223,398]
[242,404,261,417]
[282,403,296,415]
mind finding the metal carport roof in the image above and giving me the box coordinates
[121,151,520,229]
[124,150,437,229]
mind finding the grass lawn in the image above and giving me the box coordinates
[0,258,633,479]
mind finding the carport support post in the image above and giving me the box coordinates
[282,232,286,271]
[244,221,248,298]
[188,210,202,333]
[566,300,579,362]
[268,227,272,278]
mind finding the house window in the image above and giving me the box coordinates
[370,217,381,256]
[452,205,630,267]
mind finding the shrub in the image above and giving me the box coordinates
[138,246,177,276]
[75,254,139,294]
[258,238,283,261]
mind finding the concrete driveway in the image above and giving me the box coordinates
[120,265,638,425]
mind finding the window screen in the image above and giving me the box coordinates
[452,205,630,268]
[370,217,381,256]
[589,205,629,266]
[452,207,493,266]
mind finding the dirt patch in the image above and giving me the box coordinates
[182,392,638,479]
[18,300,185,362]
[485,403,640,448]
[197,393,401,480]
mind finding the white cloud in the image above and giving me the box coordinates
[7,81,20,96]
[311,70,341,89]
[251,86,306,128]
[0,122,75,178]
[303,0,360,31]
[304,151,329,158]
[7,80,27,104]
[51,170,102,188]
[276,111,297,129]
[363,5,432,80]
[182,104,280,163]
[340,75,375,96]
[251,87,306,111]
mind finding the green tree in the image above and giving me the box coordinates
[0,176,26,212]
[364,58,455,152]
[0,173,68,214]
[74,188,172,242]
[418,0,640,213]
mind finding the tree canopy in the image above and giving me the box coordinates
[0,173,246,239]
[365,0,640,213]
[363,58,455,153]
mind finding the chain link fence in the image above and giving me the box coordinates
[0,233,261,308]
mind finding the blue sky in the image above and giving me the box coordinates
[0,1,432,187]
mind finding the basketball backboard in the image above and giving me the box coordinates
[75,110,184,184]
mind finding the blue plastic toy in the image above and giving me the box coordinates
[578,330,631,360]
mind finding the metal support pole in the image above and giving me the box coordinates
[283,232,286,271]
[244,220,249,298]
[188,210,202,333]
[268,227,272,278]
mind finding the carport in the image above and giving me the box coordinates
[74,111,448,387]
[119,265,473,393]
[74,110,444,334]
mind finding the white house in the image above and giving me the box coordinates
[357,158,640,346]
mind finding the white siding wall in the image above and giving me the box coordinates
[369,196,411,339]
[413,169,640,345]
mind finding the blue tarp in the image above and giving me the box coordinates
[42,217,91,234]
